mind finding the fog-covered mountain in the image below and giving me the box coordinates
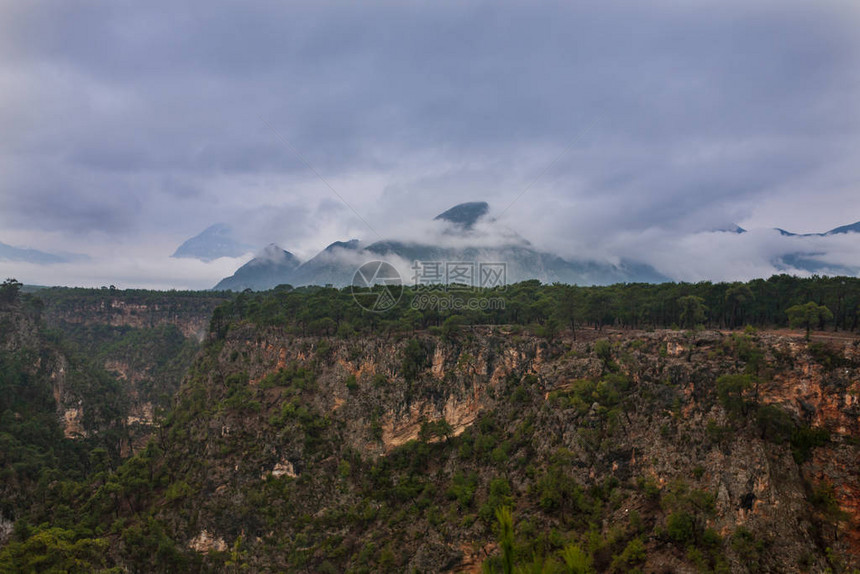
[212,202,668,290]
[208,204,860,292]
[172,223,254,261]
[826,221,860,235]
[433,201,490,229]
[0,240,85,265]
[776,221,860,237]
[288,240,363,287]
[765,220,860,276]
[213,244,300,291]
[712,224,746,234]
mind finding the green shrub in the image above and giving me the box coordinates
[479,477,513,524]
[402,338,431,381]
[610,537,646,571]
[446,471,478,508]
[756,404,794,444]
[791,426,829,464]
[809,482,849,520]
[560,543,594,574]
[731,527,763,568]
[716,374,754,417]
[666,512,695,545]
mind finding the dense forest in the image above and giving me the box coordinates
[213,274,860,338]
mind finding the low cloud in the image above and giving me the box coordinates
[603,228,860,282]
[0,252,250,290]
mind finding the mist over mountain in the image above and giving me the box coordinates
[211,202,670,291]
[777,221,860,237]
[712,224,747,234]
[213,244,300,291]
[172,223,254,262]
[0,240,85,265]
[205,203,860,292]
[433,201,490,230]
[827,221,860,235]
[762,220,860,277]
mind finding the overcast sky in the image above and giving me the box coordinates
[1,0,860,288]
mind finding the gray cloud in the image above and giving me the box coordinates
[1,0,859,286]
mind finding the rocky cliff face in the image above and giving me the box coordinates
[0,301,128,542]
[128,325,859,573]
[35,290,225,449]
[41,292,223,340]
[1,305,104,439]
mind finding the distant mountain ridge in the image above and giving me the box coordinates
[212,202,668,290]
[208,208,860,291]
[768,220,860,276]
[0,240,86,265]
[775,220,860,237]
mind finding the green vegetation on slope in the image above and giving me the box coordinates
[4,329,858,571]
[1,275,859,572]
[0,288,130,544]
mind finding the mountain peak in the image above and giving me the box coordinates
[433,201,489,229]
[774,220,860,238]
[712,223,746,234]
[213,244,300,291]
[251,244,298,264]
[324,239,361,252]
[172,223,253,261]
[260,243,285,254]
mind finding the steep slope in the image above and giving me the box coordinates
[288,239,363,287]
[0,289,131,547]
[39,287,224,339]
[37,287,227,451]
[370,202,668,285]
[825,221,860,235]
[213,244,301,291]
[165,327,860,573]
[9,309,857,572]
